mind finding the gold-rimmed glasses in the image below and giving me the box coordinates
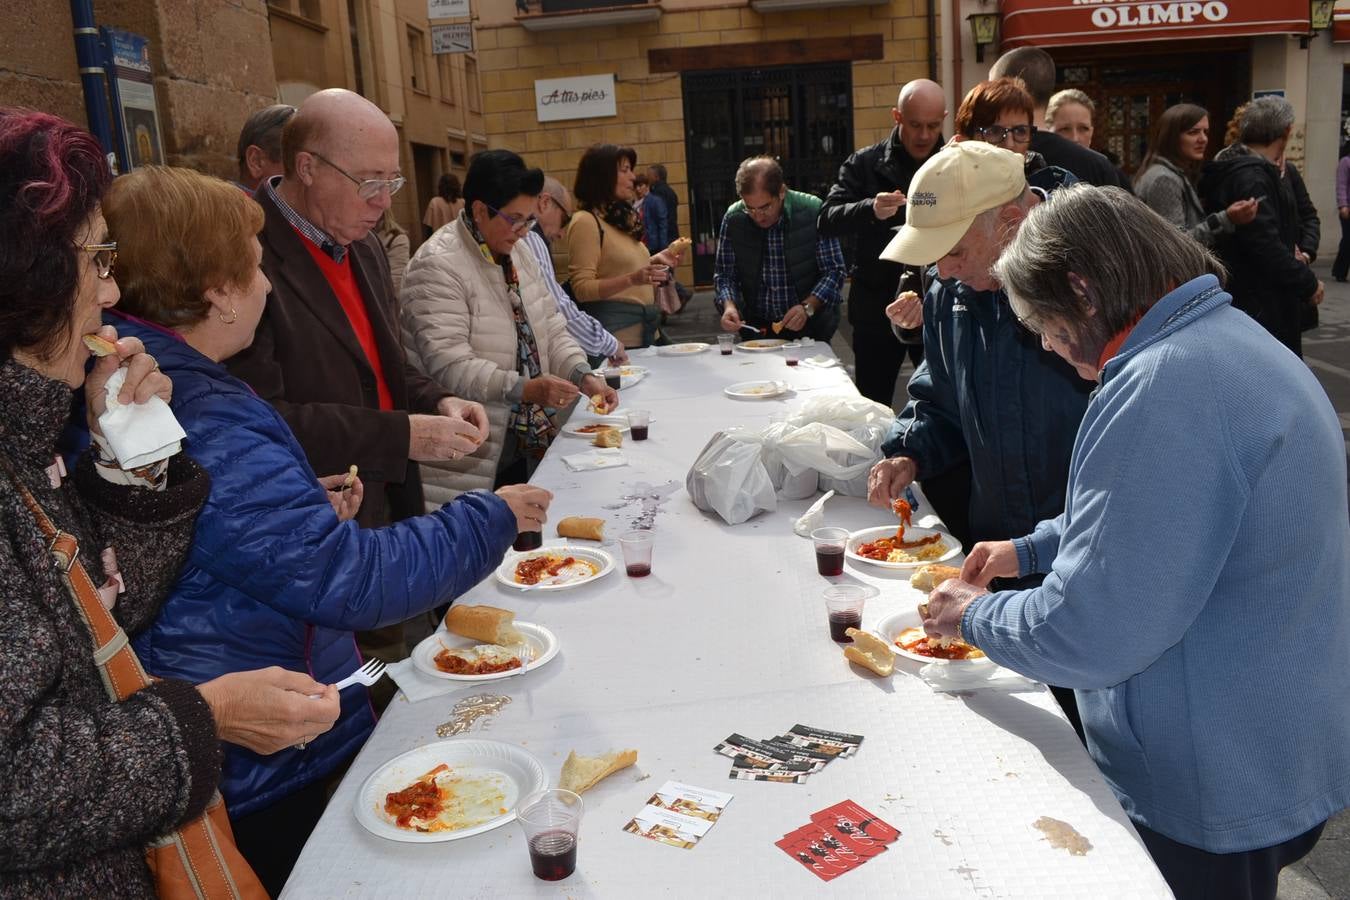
[82,242,117,280]
[305,150,406,200]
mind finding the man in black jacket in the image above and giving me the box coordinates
[818,78,945,406]
[990,47,1130,191]
[1198,96,1323,357]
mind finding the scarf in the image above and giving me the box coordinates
[465,212,555,453]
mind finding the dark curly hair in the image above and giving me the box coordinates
[0,109,111,363]
[573,144,643,241]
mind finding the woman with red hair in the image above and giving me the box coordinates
[0,109,339,897]
[955,78,1075,195]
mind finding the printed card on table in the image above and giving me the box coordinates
[622,780,733,850]
[777,800,900,881]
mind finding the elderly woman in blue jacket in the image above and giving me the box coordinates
[94,166,552,893]
[924,185,1350,900]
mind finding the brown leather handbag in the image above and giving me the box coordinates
[10,471,268,900]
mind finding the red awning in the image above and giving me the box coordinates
[1336,0,1350,42]
[1001,1,1310,49]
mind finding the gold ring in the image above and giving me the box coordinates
[295,740,308,750]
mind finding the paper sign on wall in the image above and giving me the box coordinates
[534,74,617,123]
[429,0,470,18]
[432,23,473,54]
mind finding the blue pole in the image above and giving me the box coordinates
[69,0,118,170]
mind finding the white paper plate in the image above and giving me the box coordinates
[355,739,547,843]
[496,545,615,591]
[561,416,631,438]
[617,365,649,388]
[874,609,991,665]
[658,342,709,356]
[411,622,560,682]
[736,338,788,352]
[723,379,789,399]
[845,524,960,569]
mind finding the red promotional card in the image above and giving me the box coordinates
[775,831,858,881]
[811,800,900,846]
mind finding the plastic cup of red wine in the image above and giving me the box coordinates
[626,409,651,441]
[600,368,622,390]
[717,334,734,355]
[811,526,849,577]
[619,529,654,577]
[785,346,801,367]
[513,530,543,552]
[517,789,583,881]
[823,584,872,643]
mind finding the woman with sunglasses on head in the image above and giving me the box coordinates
[955,78,1076,195]
[0,110,341,897]
[566,144,686,349]
[401,149,618,495]
[1134,103,1258,248]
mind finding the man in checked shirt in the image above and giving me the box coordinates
[714,157,846,342]
[522,176,628,368]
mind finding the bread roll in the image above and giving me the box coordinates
[592,427,622,448]
[590,394,610,414]
[444,604,524,646]
[843,628,895,676]
[559,749,638,795]
[83,334,117,357]
[910,564,961,593]
[557,516,604,542]
[666,236,691,257]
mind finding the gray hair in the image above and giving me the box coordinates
[735,156,784,197]
[1046,88,1094,122]
[992,184,1225,345]
[1238,96,1295,146]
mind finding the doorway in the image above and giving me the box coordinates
[681,63,852,284]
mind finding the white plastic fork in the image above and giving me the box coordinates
[333,659,387,692]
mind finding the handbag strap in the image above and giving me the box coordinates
[1,456,151,701]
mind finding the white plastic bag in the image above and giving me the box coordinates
[787,394,895,497]
[774,423,874,491]
[738,422,818,500]
[685,431,778,525]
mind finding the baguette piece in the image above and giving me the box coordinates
[557,516,604,542]
[559,749,638,795]
[592,427,622,448]
[444,604,524,646]
[910,564,961,593]
[843,628,895,676]
[666,236,691,257]
[83,334,118,357]
[589,393,610,415]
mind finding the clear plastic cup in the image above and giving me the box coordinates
[811,526,849,576]
[518,789,583,881]
[626,409,651,441]
[619,530,654,577]
[717,333,734,355]
[823,584,873,643]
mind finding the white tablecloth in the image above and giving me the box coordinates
[281,344,1172,899]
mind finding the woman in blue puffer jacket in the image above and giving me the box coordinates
[90,166,552,894]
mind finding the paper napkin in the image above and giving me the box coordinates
[98,367,187,469]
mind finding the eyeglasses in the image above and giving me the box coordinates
[744,197,779,216]
[977,124,1034,146]
[484,202,538,235]
[305,150,406,200]
[82,242,118,280]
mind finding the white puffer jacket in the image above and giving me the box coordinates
[401,216,587,506]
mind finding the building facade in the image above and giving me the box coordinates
[476,0,936,285]
[942,0,1350,260]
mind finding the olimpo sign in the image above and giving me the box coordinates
[1077,1,1229,28]
[1000,0,1308,48]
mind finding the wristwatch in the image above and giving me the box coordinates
[801,301,816,318]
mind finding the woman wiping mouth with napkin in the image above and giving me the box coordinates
[71,164,552,894]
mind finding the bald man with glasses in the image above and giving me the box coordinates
[228,88,493,689]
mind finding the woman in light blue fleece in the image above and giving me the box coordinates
[923,184,1350,900]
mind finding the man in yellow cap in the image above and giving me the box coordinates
[865,140,1094,729]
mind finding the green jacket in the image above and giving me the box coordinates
[722,190,823,311]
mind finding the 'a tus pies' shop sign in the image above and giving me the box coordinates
[1001,0,1310,47]
[534,74,617,123]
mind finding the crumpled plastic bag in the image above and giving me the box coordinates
[773,422,874,498]
[686,431,777,525]
[786,394,895,497]
[734,422,818,500]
